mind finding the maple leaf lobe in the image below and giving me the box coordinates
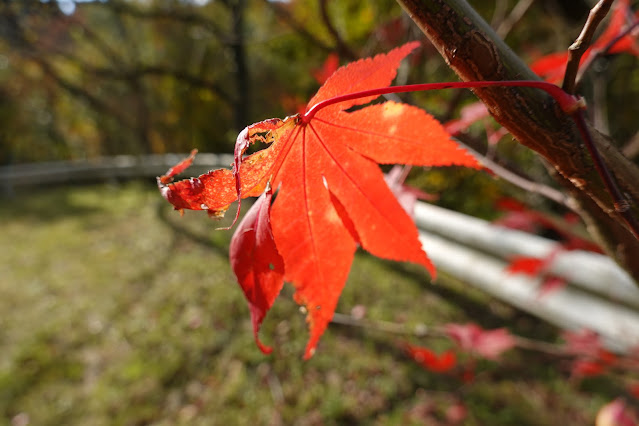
[229,190,284,354]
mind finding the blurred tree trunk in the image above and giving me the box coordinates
[230,0,249,131]
[396,0,639,283]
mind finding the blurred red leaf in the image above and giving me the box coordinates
[496,197,528,212]
[444,323,516,360]
[446,402,468,424]
[495,197,603,254]
[405,344,457,372]
[530,51,569,83]
[443,101,489,135]
[538,276,568,297]
[312,53,339,85]
[596,399,638,426]
[598,349,618,366]
[562,329,604,358]
[572,359,606,378]
[376,17,408,47]
[595,0,639,54]
[461,367,475,383]
[384,165,438,215]
[506,256,546,276]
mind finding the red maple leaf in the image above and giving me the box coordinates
[506,256,547,276]
[312,53,339,85]
[444,323,516,360]
[405,344,457,373]
[159,42,480,358]
[562,328,604,358]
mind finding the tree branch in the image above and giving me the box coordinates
[622,131,639,160]
[88,65,232,103]
[260,0,334,53]
[395,0,639,282]
[107,0,232,43]
[456,137,578,211]
[318,0,357,60]
[495,0,535,39]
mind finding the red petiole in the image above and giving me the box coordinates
[302,80,582,123]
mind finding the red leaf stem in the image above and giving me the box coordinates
[572,109,639,239]
[302,80,583,123]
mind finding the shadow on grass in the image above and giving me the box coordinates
[0,184,105,222]
[155,199,231,258]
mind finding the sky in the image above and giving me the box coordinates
[44,0,212,16]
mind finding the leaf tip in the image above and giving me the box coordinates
[255,334,273,355]
[302,346,316,361]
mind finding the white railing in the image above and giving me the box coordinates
[415,202,639,351]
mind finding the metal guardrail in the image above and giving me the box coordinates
[415,202,639,351]
[0,153,234,190]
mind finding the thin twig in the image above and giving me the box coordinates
[513,336,569,356]
[331,312,569,357]
[575,19,639,89]
[563,0,615,94]
[456,139,579,212]
[496,0,535,39]
[490,0,508,30]
[331,312,436,337]
[622,131,639,160]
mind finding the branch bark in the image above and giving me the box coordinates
[562,0,614,94]
[396,0,639,282]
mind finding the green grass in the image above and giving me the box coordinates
[0,182,619,425]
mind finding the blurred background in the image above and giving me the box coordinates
[1,0,638,424]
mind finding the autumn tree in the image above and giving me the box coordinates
[157,0,639,368]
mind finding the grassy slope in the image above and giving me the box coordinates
[0,182,616,425]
